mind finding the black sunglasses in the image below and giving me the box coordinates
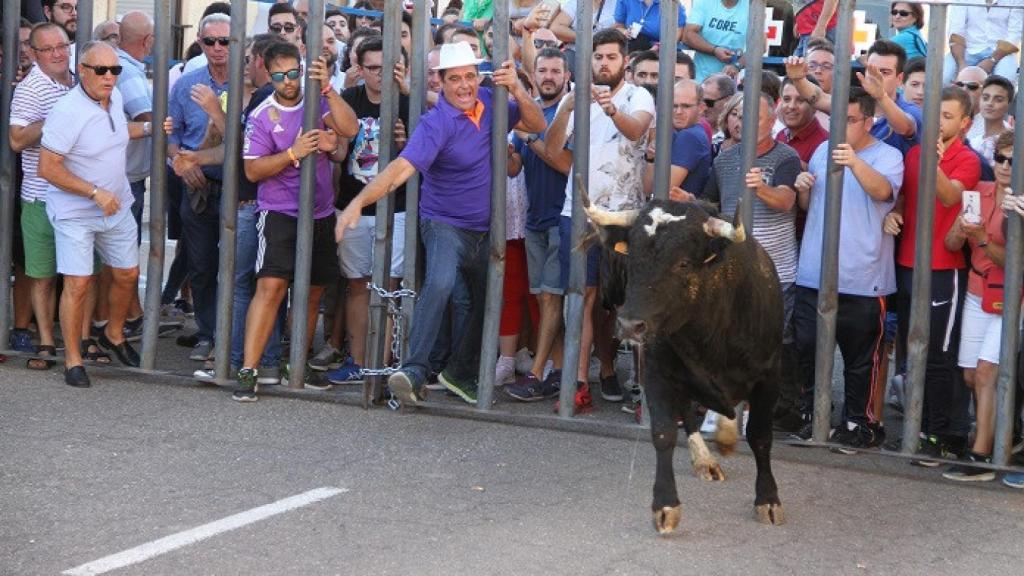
[201,36,230,47]
[269,23,297,34]
[994,152,1013,166]
[955,80,981,91]
[703,98,722,108]
[890,9,912,17]
[269,68,302,83]
[533,39,561,50]
[81,63,123,76]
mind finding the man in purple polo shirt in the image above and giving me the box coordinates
[336,41,546,405]
[235,42,358,402]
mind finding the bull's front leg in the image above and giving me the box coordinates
[644,343,683,534]
[679,404,726,481]
[747,379,784,525]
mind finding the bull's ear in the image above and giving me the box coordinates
[702,237,730,267]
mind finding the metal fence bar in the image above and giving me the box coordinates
[77,0,94,59]
[288,0,325,388]
[900,4,947,453]
[559,0,593,418]
[736,0,766,231]
[810,0,856,443]
[650,0,676,200]
[211,0,247,380]
[476,0,511,410]
[364,0,401,403]
[0,0,20,348]
[992,22,1024,466]
[400,0,429,360]
[141,0,172,369]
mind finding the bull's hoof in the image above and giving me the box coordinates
[692,457,726,482]
[715,417,740,456]
[755,502,785,525]
[652,505,682,534]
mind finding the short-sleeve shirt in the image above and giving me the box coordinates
[688,0,750,82]
[168,66,229,181]
[41,86,133,220]
[775,118,828,166]
[242,94,335,219]
[337,85,410,216]
[966,182,1007,298]
[400,86,522,232]
[870,93,922,157]
[670,123,712,194]
[613,0,687,43]
[9,65,72,202]
[117,48,153,182]
[896,140,981,270]
[560,82,656,216]
[512,100,568,231]
[793,0,838,36]
[702,142,802,282]
[797,139,904,296]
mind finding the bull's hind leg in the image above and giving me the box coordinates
[644,343,683,534]
[747,379,785,525]
[680,404,726,482]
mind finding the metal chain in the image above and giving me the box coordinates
[358,283,417,410]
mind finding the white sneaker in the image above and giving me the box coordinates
[495,356,516,386]
[514,347,533,375]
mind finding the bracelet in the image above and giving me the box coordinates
[606,105,617,117]
[143,121,152,136]
[89,185,98,200]
[287,147,300,168]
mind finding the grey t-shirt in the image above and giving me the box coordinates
[702,142,802,283]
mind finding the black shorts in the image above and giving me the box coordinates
[255,210,340,286]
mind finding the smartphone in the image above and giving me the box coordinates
[962,190,982,225]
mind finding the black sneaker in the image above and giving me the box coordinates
[232,368,258,402]
[911,435,944,467]
[942,452,995,482]
[788,416,814,442]
[830,422,884,455]
[773,407,805,433]
[599,372,623,402]
[64,365,91,388]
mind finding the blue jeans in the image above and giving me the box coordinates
[179,182,221,342]
[944,48,1020,85]
[403,219,489,386]
[230,202,283,369]
[428,275,472,374]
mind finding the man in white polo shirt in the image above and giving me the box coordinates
[38,41,154,388]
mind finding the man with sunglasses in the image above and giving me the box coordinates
[951,66,987,122]
[37,41,154,387]
[268,3,302,49]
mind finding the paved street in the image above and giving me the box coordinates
[2,363,1023,576]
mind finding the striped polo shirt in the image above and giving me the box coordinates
[9,64,73,202]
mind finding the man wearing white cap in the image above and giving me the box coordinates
[335,41,546,405]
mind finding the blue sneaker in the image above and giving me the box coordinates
[327,359,363,384]
[1003,473,1024,489]
[8,329,34,353]
[505,373,546,402]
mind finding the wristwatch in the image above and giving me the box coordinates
[525,134,539,144]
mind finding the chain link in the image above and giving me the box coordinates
[358,283,417,410]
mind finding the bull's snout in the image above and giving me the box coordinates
[618,317,647,342]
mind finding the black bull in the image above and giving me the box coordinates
[582,194,785,534]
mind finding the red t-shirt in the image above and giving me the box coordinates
[795,0,839,36]
[776,119,829,166]
[897,140,981,270]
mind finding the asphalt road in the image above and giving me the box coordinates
[2,365,1023,576]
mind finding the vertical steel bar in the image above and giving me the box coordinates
[287,0,325,388]
[212,0,247,380]
[476,0,510,410]
[76,0,93,58]
[901,4,947,453]
[364,0,400,403]
[810,0,855,443]
[400,0,429,361]
[651,0,676,200]
[737,0,765,231]
[992,18,1024,466]
[141,0,172,369]
[0,0,20,347]
[559,0,593,418]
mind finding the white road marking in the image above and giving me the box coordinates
[63,486,348,576]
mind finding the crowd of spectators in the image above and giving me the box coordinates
[3,0,1024,488]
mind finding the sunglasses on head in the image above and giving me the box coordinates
[269,68,302,83]
[201,36,230,47]
[269,23,297,34]
[955,81,981,91]
[81,63,123,76]
[533,39,561,50]
[890,9,912,17]
[994,152,1013,166]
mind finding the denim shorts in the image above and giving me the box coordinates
[50,208,138,276]
[337,212,405,279]
[525,225,564,295]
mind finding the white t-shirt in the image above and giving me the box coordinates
[560,82,655,216]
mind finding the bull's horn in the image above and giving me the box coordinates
[576,174,640,227]
[703,217,746,243]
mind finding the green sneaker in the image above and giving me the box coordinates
[438,370,478,405]
[281,363,333,391]
[232,368,258,402]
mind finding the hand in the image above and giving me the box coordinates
[883,211,903,235]
[491,60,521,92]
[473,18,489,33]
[92,188,120,216]
[959,217,988,243]
[292,129,321,159]
[668,187,695,203]
[1001,190,1024,217]
[344,64,362,88]
[591,85,615,116]
[163,116,174,136]
[831,143,859,167]
[307,55,333,95]
[646,137,656,159]
[172,150,199,175]
[855,64,886,100]
[394,119,407,150]
[558,90,576,114]
[784,56,808,81]
[937,137,949,160]
[712,46,735,64]
[810,25,827,40]
[745,168,766,192]
[335,204,361,242]
[318,128,338,154]
[190,84,220,116]
[794,171,816,195]
[508,142,516,157]
[394,60,410,96]
[179,164,207,189]
[722,65,740,79]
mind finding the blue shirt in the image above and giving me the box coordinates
[513,100,567,231]
[116,48,152,182]
[168,65,229,181]
[870,93,922,157]
[892,27,927,60]
[796,139,904,296]
[670,123,711,194]
[614,0,686,43]
[688,0,749,81]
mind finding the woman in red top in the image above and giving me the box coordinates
[941,130,1014,482]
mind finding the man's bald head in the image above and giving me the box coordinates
[119,11,153,43]
[79,39,117,63]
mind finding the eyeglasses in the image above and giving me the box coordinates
[994,152,1013,166]
[955,81,981,91]
[55,2,77,13]
[201,36,230,47]
[533,39,561,50]
[31,42,70,56]
[807,62,834,72]
[361,64,383,74]
[269,68,302,83]
[81,63,123,76]
[890,9,912,17]
[269,23,297,34]
[846,115,869,124]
